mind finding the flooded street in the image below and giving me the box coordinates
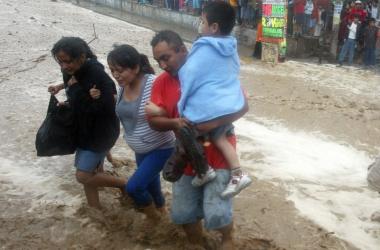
[0,0,379,249]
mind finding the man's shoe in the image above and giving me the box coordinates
[221,174,252,199]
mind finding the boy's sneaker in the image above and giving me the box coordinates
[191,167,216,187]
[221,173,252,199]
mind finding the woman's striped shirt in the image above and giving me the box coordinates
[115,74,175,154]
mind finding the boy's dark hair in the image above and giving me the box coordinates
[369,17,376,23]
[150,30,185,51]
[203,2,236,35]
[107,44,154,75]
[51,37,97,61]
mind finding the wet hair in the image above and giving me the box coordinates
[51,37,96,61]
[150,30,185,51]
[202,2,236,36]
[107,44,154,75]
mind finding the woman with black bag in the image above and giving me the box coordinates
[48,37,126,209]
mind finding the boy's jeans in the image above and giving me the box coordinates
[363,47,376,66]
[339,38,356,65]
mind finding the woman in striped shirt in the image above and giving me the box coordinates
[91,44,175,222]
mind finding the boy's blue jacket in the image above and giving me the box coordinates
[178,36,244,123]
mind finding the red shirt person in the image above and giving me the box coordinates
[147,30,247,249]
[150,71,237,176]
[348,0,367,22]
[294,0,307,34]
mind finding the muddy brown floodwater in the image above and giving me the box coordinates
[0,0,379,249]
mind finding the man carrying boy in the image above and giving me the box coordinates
[148,29,243,249]
[147,3,250,249]
[177,1,252,198]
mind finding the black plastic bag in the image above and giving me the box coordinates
[162,151,186,182]
[35,95,76,156]
[162,140,189,182]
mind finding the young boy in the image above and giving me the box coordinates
[149,2,252,199]
[182,1,252,198]
[338,14,360,66]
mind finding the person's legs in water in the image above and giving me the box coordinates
[203,169,234,249]
[75,149,126,209]
[147,172,167,214]
[126,147,173,221]
[171,168,235,248]
[106,151,129,168]
[218,223,234,250]
[182,221,204,243]
[171,175,206,246]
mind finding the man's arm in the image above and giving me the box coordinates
[145,100,183,131]
[196,96,249,133]
[145,101,168,117]
[148,116,189,132]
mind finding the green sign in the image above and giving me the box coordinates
[262,17,285,28]
[263,27,284,37]
[261,0,287,60]
[262,2,286,38]
[271,5,285,16]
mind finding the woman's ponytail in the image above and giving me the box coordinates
[139,54,155,75]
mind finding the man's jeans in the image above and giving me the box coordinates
[339,38,356,65]
[363,47,376,66]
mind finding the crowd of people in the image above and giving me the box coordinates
[47,2,251,249]
[138,0,262,28]
[338,0,380,66]
[132,0,380,66]
[288,0,335,37]
[286,0,379,66]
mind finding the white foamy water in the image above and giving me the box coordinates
[236,118,380,250]
[0,155,82,215]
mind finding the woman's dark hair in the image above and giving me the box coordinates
[202,2,236,35]
[51,37,97,60]
[107,44,155,75]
